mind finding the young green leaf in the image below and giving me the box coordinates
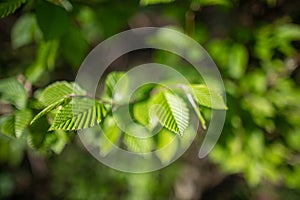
[15,109,32,138]
[190,84,227,110]
[99,117,122,156]
[124,134,154,153]
[156,128,178,164]
[105,72,128,100]
[152,91,189,135]
[133,100,150,126]
[38,81,86,106]
[27,131,45,150]
[0,77,28,109]
[30,98,70,125]
[49,97,106,131]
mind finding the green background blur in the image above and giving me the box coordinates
[1,0,300,199]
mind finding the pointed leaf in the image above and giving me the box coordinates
[0,77,27,109]
[105,72,128,100]
[190,84,227,110]
[30,98,70,125]
[152,91,189,135]
[124,134,154,153]
[38,81,86,106]
[0,0,27,18]
[49,97,106,131]
[15,109,32,138]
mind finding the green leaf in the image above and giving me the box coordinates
[0,77,27,109]
[38,81,86,106]
[27,132,43,150]
[0,0,27,18]
[15,109,32,138]
[99,117,121,156]
[11,13,42,49]
[0,115,15,137]
[130,84,155,102]
[185,91,207,129]
[190,84,227,110]
[133,100,150,126]
[36,0,71,40]
[152,91,189,135]
[124,134,154,153]
[105,72,128,100]
[49,97,106,131]
[30,98,70,125]
[25,40,59,83]
[27,116,50,149]
[156,128,178,164]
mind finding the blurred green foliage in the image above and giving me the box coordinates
[1,0,300,199]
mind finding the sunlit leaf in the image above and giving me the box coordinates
[133,100,150,126]
[105,72,128,100]
[99,117,121,156]
[30,98,70,125]
[49,97,106,131]
[152,91,189,135]
[156,128,178,164]
[38,81,86,106]
[124,134,154,153]
[190,84,227,110]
